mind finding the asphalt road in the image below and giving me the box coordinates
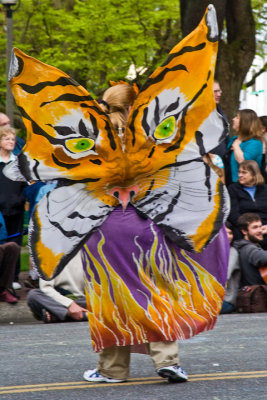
[0,313,267,400]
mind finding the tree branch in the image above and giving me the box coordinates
[19,13,34,43]
[244,62,267,88]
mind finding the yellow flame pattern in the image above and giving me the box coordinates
[83,225,224,352]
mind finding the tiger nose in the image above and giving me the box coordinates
[110,184,139,211]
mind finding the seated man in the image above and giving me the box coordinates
[0,242,20,304]
[27,252,87,323]
[234,213,267,286]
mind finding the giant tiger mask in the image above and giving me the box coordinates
[5,4,229,280]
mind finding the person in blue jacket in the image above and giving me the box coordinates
[226,109,263,185]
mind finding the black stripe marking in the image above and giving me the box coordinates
[195,130,211,201]
[129,98,151,144]
[68,211,104,220]
[52,153,80,169]
[140,64,188,92]
[144,179,155,197]
[31,118,63,145]
[164,82,207,153]
[159,157,202,171]
[161,43,206,67]
[163,225,193,251]
[212,182,226,234]
[142,107,150,136]
[45,191,106,238]
[17,153,33,181]
[89,114,99,137]
[204,162,212,201]
[154,96,160,126]
[17,105,31,121]
[137,190,167,208]
[153,188,181,223]
[41,93,93,107]
[56,177,101,185]
[79,119,90,137]
[104,120,116,150]
[80,104,107,116]
[18,106,95,149]
[32,159,41,180]
[129,106,142,146]
[51,126,75,136]
[148,146,155,158]
[195,131,206,156]
[165,97,180,114]
[29,213,93,280]
[90,159,102,165]
[18,76,80,94]
[48,218,87,239]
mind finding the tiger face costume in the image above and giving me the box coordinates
[5,5,229,280]
[5,5,229,349]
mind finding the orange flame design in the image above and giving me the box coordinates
[83,225,224,352]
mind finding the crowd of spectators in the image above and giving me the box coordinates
[0,113,89,322]
[208,82,267,313]
[0,80,266,317]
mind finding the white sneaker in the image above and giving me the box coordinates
[12,282,22,290]
[83,368,125,383]
[157,365,188,383]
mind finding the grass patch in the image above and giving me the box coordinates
[21,251,29,271]
[22,233,28,247]
[21,233,29,272]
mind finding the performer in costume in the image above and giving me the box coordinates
[4,4,229,383]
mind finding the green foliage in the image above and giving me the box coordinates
[0,0,264,121]
[251,0,267,57]
[0,0,180,101]
[20,251,29,272]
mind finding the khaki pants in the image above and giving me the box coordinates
[97,341,179,380]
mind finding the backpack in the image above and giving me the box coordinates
[235,285,267,313]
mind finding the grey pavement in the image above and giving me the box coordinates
[0,313,267,400]
[0,271,39,325]
[0,300,39,324]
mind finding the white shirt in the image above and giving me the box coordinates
[39,252,85,308]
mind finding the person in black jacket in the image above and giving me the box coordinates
[0,126,26,289]
[228,160,267,250]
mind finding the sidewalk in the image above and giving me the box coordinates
[0,271,41,324]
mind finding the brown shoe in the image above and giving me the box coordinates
[0,289,18,304]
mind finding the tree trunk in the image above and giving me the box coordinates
[180,0,256,126]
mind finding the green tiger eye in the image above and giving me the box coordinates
[154,116,176,139]
[65,138,94,153]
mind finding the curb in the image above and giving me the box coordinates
[0,301,41,325]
